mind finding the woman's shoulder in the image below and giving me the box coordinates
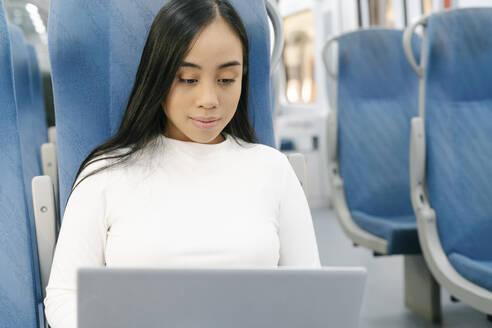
[76,147,132,183]
[232,136,287,164]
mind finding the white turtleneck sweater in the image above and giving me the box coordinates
[44,132,321,328]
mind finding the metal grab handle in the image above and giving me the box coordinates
[403,15,429,77]
[322,35,339,80]
[265,0,284,75]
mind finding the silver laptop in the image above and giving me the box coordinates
[78,267,367,328]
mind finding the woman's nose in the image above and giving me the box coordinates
[196,80,219,109]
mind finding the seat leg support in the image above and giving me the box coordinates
[404,255,442,324]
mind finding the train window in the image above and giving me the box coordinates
[282,9,316,104]
[358,0,408,28]
[368,0,395,27]
[422,0,454,13]
[421,0,433,13]
[458,0,492,7]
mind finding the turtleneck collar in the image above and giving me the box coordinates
[160,132,233,159]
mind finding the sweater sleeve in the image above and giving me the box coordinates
[277,154,321,267]
[44,161,110,328]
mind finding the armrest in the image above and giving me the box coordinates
[32,175,58,300]
[410,117,435,220]
[286,153,308,195]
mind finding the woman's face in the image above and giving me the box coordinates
[162,17,244,144]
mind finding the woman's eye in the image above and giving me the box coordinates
[218,79,235,84]
[179,79,197,85]
[178,78,235,85]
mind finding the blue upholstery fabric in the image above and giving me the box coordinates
[352,212,421,254]
[26,44,48,145]
[448,253,492,292]
[49,0,275,217]
[424,9,492,289]
[0,4,40,327]
[9,25,43,215]
[336,29,421,254]
[8,23,44,321]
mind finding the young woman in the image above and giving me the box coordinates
[44,0,321,326]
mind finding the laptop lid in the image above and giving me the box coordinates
[78,267,367,328]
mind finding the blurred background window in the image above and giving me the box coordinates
[422,0,433,13]
[357,0,408,29]
[368,0,395,27]
[282,9,316,104]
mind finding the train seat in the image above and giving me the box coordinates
[0,2,44,327]
[323,28,446,323]
[323,28,421,256]
[405,7,492,316]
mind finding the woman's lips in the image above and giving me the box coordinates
[191,118,219,129]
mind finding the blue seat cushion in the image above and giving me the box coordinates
[448,252,492,292]
[351,211,421,254]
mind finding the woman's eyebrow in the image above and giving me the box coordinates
[180,60,241,69]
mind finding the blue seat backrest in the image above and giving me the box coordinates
[49,0,274,217]
[9,24,44,306]
[424,8,492,261]
[26,44,48,146]
[9,25,43,213]
[337,29,420,218]
[0,4,41,327]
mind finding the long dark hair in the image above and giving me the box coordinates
[70,0,258,198]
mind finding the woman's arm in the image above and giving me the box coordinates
[277,154,321,267]
[44,162,109,328]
